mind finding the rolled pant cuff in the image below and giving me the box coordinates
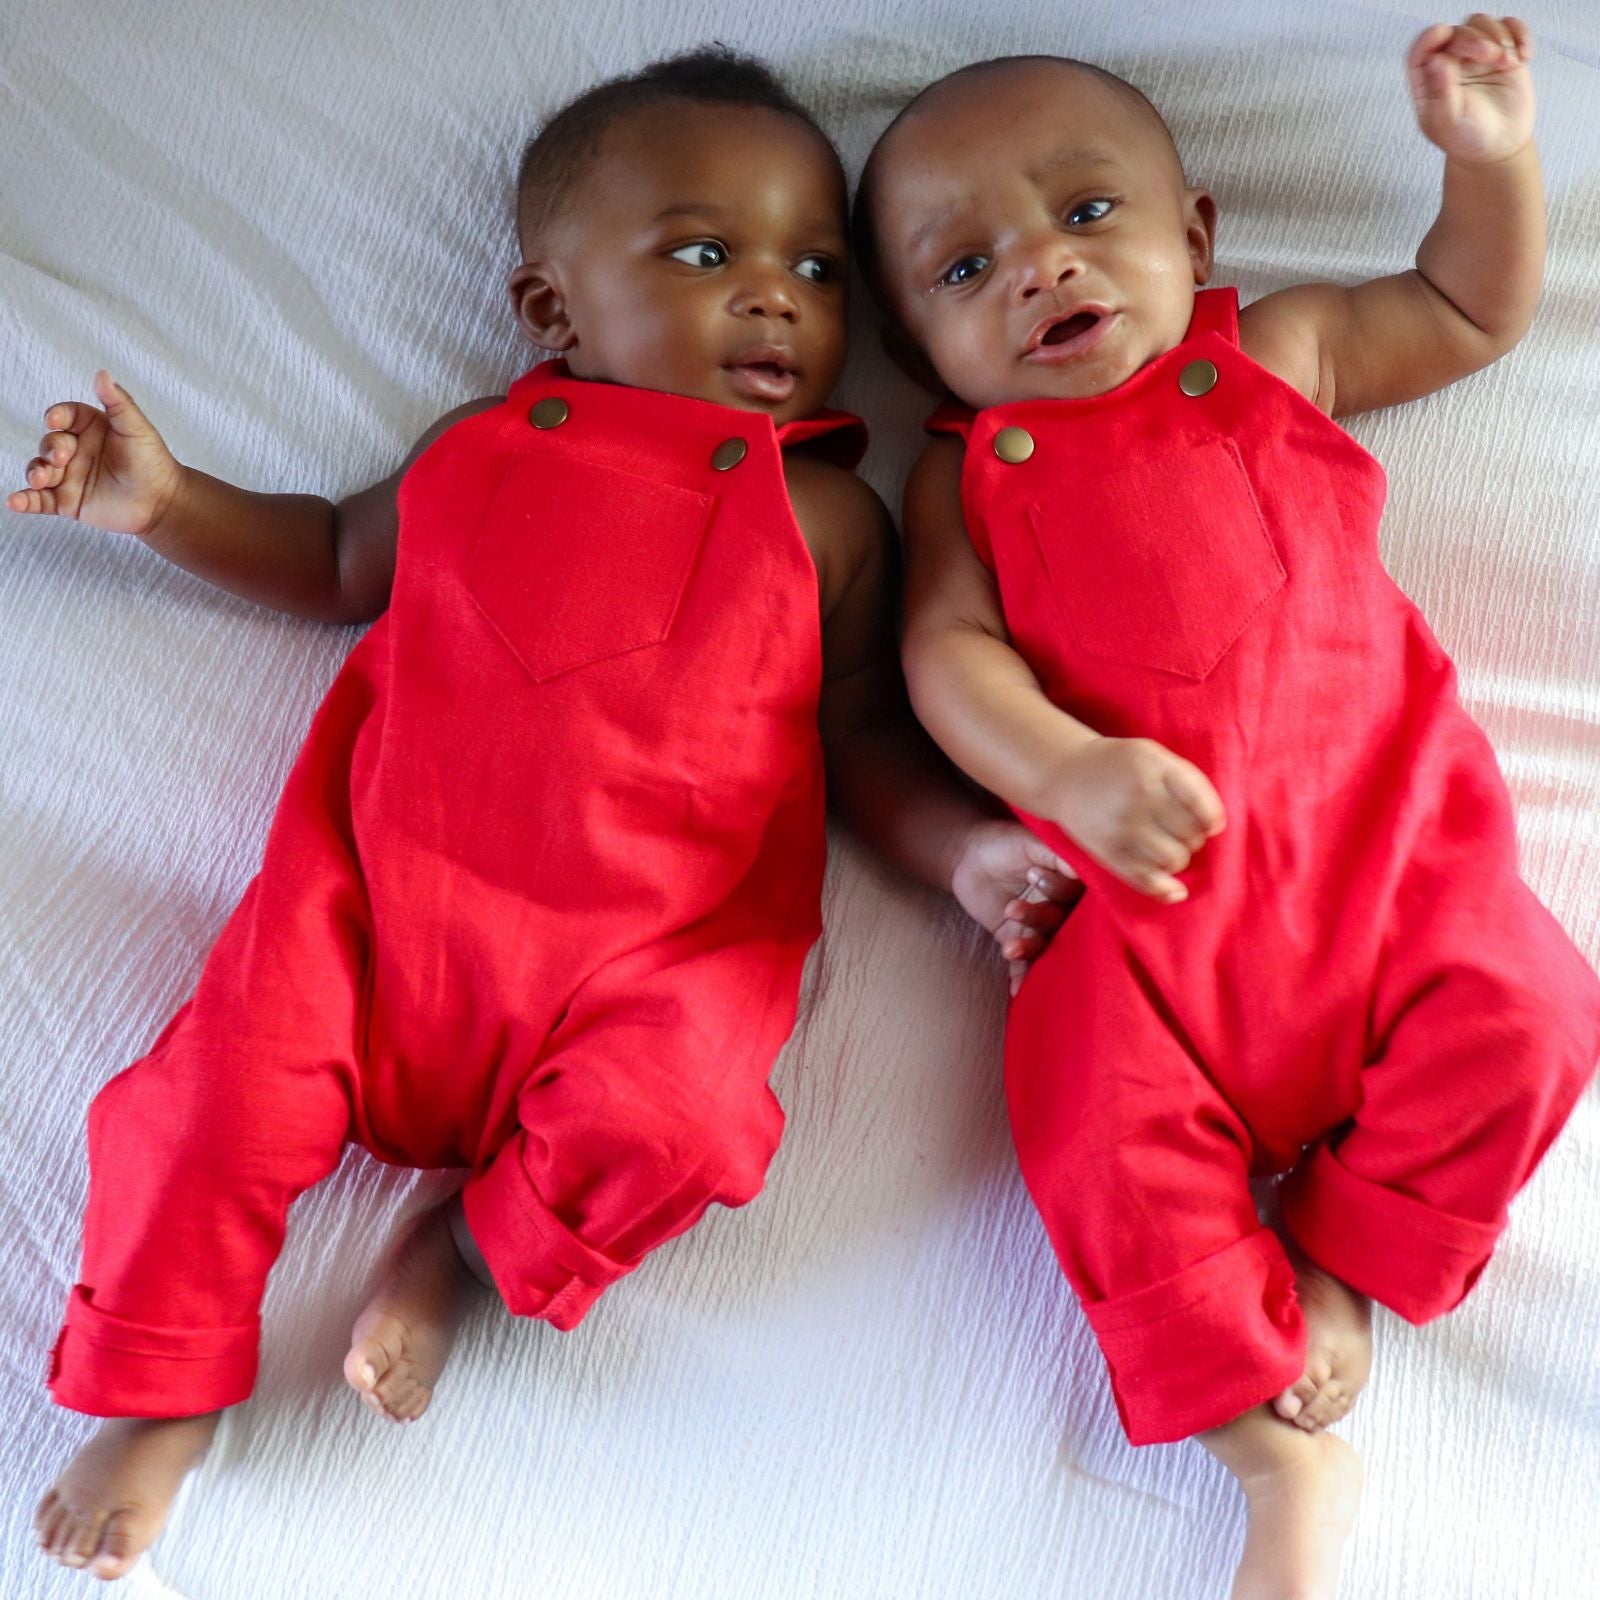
[1279,1145,1503,1324]
[1083,1226,1306,1446]
[461,1150,629,1330]
[48,1286,258,1418]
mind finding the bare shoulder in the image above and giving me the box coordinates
[331,392,502,622]
[406,393,503,465]
[1237,288,1329,412]
[903,435,966,532]
[784,451,893,613]
[1240,270,1505,420]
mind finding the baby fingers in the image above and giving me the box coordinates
[25,431,78,485]
[1109,846,1188,903]
[43,398,111,438]
[1162,764,1226,837]
[1001,895,1071,940]
[1022,864,1080,902]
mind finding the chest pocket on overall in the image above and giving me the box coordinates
[1025,437,1286,681]
[466,453,714,683]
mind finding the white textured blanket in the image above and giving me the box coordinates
[2,2,1597,1597]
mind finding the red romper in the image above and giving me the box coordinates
[49,360,867,1418]
[927,288,1600,1446]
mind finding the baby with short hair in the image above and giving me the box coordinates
[853,15,1600,1597]
[16,46,1077,1582]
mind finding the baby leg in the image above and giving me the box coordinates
[39,1007,351,1575]
[1007,918,1308,1443]
[1007,912,1361,1596]
[1199,1406,1363,1600]
[1280,875,1600,1327]
[456,928,797,1327]
[41,861,362,1575]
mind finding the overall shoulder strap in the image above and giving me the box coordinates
[924,399,976,441]
[1184,286,1240,345]
[776,409,868,470]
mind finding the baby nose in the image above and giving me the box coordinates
[732,267,799,321]
[1016,235,1084,299]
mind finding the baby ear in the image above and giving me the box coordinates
[880,319,945,397]
[1185,189,1218,286]
[508,261,576,351]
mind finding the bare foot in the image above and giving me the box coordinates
[1202,1405,1363,1600]
[35,1411,221,1581]
[343,1198,484,1423]
[1272,1242,1372,1432]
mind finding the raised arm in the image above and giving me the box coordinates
[900,438,1224,903]
[1240,14,1543,419]
[7,369,498,623]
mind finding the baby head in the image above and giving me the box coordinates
[510,47,849,425]
[853,56,1217,410]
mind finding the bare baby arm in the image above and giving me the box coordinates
[900,436,1224,903]
[8,371,498,623]
[1239,15,1543,419]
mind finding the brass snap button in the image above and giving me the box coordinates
[529,397,569,429]
[1179,360,1218,397]
[993,426,1035,464]
[711,437,748,471]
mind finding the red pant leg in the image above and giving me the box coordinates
[49,664,377,1417]
[1282,872,1600,1322]
[460,920,803,1328]
[1007,906,1305,1446]
[51,867,364,1416]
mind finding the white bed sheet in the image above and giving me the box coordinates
[2,2,1598,1597]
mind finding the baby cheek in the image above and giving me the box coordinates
[934,318,1000,397]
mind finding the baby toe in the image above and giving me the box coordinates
[1303,1381,1348,1429]
[63,1507,110,1568]
[374,1367,413,1409]
[89,1512,140,1580]
[1273,1375,1320,1421]
[35,1491,66,1550]
[1303,1351,1333,1388]
[343,1340,387,1393]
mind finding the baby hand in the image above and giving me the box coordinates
[1407,15,1534,164]
[948,819,1080,995]
[1043,736,1224,903]
[6,370,184,537]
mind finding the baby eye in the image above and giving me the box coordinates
[937,254,990,289]
[669,241,728,269]
[1066,199,1114,226]
[795,254,839,285]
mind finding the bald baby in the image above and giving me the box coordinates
[851,56,1210,409]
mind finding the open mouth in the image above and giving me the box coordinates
[723,351,800,402]
[1040,312,1100,345]
[1023,307,1115,364]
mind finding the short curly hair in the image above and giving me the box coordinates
[516,45,839,256]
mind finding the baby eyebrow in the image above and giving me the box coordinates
[906,206,962,262]
[651,202,727,224]
[1027,147,1116,184]
[902,150,1118,262]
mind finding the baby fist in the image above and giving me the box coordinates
[1408,16,1534,163]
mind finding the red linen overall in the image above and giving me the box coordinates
[927,288,1600,1445]
[49,360,866,1418]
